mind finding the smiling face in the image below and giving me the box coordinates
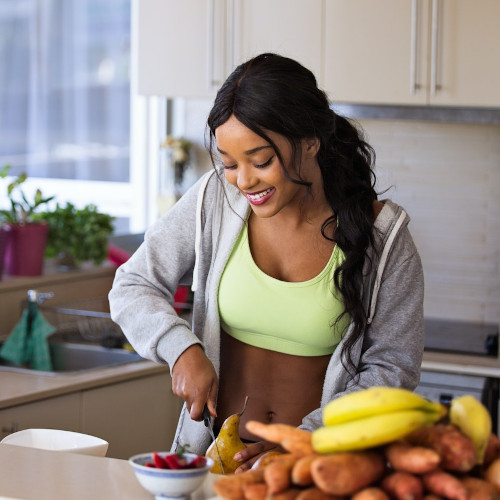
[215,115,320,219]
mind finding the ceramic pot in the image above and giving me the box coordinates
[5,222,48,276]
[0,226,10,280]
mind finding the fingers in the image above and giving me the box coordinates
[234,442,278,473]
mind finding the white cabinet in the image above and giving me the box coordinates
[0,393,80,439]
[136,0,324,98]
[81,372,182,459]
[137,0,230,98]
[233,0,323,83]
[323,0,500,107]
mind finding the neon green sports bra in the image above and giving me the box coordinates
[218,224,350,357]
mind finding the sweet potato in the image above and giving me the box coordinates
[485,457,500,493]
[310,450,386,496]
[246,421,313,445]
[291,454,319,486]
[264,454,299,494]
[385,441,441,474]
[282,437,315,456]
[422,495,444,500]
[484,434,500,469]
[296,486,346,500]
[351,487,390,500]
[421,470,467,500]
[406,424,476,472]
[243,482,269,500]
[212,468,265,500]
[380,471,424,500]
[460,476,498,500]
[253,451,287,469]
[271,488,303,500]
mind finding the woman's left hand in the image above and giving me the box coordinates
[233,441,281,473]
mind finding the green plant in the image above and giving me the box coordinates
[35,202,115,265]
[0,164,55,224]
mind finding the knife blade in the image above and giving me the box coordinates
[203,404,225,474]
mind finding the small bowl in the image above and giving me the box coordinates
[129,452,214,500]
[0,428,108,457]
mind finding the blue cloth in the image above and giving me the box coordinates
[0,307,55,371]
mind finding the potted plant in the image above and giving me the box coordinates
[0,165,55,276]
[34,202,115,270]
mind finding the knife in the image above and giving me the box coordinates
[203,404,225,474]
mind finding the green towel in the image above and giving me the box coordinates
[0,307,55,371]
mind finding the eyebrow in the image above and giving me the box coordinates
[217,145,273,156]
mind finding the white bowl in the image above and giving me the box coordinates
[0,429,108,457]
[129,452,214,500]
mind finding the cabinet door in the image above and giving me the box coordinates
[233,0,324,85]
[324,0,430,105]
[0,393,80,440]
[137,0,228,98]
[81,372,182,459]
[429,0,500,107]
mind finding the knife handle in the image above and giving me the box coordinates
[202,404,211,427]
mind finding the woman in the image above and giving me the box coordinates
[109,53,424,471]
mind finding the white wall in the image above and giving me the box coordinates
[177,97,500,325]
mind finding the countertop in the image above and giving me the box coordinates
[0,359,169,410]
[0,443,218,500]
[422,350,500,378]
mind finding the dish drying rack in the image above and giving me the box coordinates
[38,296,125,346]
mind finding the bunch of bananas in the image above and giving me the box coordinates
[312,387,447,454]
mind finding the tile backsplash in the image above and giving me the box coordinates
[361,119,500,324]
[181,99,500,325]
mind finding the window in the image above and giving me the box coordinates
[0,0,153,233]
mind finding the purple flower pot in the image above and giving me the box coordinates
[5,222,48,276]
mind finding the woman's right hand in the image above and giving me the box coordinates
[171,344,218,421]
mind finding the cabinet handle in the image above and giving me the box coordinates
[430,0,442,95]
[207,0,224,88]
[410,0,420,94]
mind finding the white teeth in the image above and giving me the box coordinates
[247,188,272,201]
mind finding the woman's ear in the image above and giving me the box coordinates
[303,137,320,157]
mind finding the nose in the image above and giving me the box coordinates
[237,165,257,191]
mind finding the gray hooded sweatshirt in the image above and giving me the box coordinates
[109,169,424,454]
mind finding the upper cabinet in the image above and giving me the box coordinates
[137,0,500,107]
[232,0,323,84]
[137,0,323,99]
[323,0,500,107]
[137,0,227,98]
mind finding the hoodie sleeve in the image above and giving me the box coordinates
[108,173,214,369]
[350,224,425,391]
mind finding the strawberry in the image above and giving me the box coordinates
[164,453,188,469]
[153,452,168,469]
[189,455,207,468]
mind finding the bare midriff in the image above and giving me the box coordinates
[215,329,331,441]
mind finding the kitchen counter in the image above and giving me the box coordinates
[422,350,500,379]
[0,443,218,500]
[0,359,169,409]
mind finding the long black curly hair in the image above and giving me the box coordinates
[206,53,378,375]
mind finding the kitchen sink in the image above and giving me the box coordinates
[0,342,143,375]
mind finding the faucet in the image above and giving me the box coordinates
[27,290,54,304]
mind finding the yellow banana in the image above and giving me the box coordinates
[312,408,442,453]
[323,386,446,426]
[449,395,492,464]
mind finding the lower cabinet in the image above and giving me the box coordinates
[0,371,183,459]
[0,393,81,437]
[81,372,183,459]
